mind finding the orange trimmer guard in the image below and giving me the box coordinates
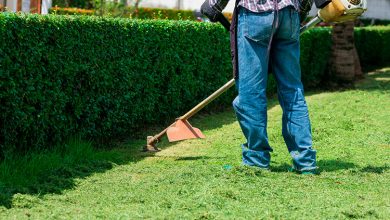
[166,119,205,142]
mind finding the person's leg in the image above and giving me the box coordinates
[233,7,274,168]
[271,7,317,171]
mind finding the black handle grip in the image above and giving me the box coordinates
[217,14,231,31]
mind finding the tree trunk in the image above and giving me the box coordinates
[330,21,363,83]
[130,0,141,17]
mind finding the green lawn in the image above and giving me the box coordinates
[1,68,389,219]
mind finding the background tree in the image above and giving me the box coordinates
[329,21,363,84]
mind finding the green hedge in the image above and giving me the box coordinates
[300,27,332,87]
[358,18,390,27]
[1,14,389,158]
[0,13,233,158]
[355,26,390,69]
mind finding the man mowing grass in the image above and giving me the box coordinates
[202,0,317,174]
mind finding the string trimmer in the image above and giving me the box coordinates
[144,0,367,152]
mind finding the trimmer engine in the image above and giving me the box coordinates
[318,0,367,23]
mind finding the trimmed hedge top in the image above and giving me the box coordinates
[49,6,199,20]
[48,6,234,21]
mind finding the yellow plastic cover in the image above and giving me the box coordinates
[318,0,346,22]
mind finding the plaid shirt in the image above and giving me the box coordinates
[209,0,299,12]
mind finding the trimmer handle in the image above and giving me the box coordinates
[218,14,231,32]
[200,0,231,32]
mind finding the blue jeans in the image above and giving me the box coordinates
[232,6,317,171]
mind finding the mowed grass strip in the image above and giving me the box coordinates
[0,68,389,219]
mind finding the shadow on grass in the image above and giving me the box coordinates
[270,160,389,174]
[0,139,155,209]
[355,68,390,92]
[174,156,226,161]
[360,165,389,174]
[317,160,358,172]
[0,95,245,209]
[307,67,390,94]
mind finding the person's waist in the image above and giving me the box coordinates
[238,1,298,13]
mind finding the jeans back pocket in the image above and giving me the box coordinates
[242,8,274,46]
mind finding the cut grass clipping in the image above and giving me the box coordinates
[0,68,389,219]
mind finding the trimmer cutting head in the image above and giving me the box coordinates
[143,120,205,152]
